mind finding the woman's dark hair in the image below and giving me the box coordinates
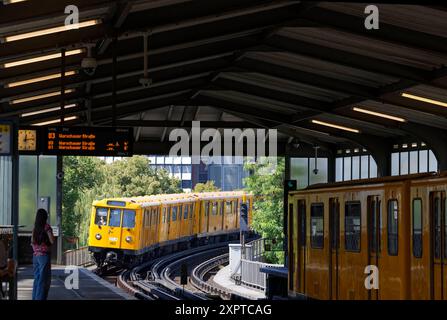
[32,209,50,245]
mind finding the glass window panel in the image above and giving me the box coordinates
[172,206,178,221]
[343,157,351,181]
[429,150,438,172]
[122,210,136,228]
[19,156,37,230]
[361,155,369,179]
[182,156,192,165]
[335,157,343,182]
[419,150,428,173]
[173,165,181,179]
[174,157,182,164]
[370,156,378,178]
[412,199,422,258]
[109,209,122,227]
[38,156,57,224]
[95,208,108,225]
[352,156,360,180]
[165,157,173,164]
[290,158,309,189]
[156,156,164,164]
[310,158,328,185]
[209,166,222,189]
[345,202,361,252]
[310,204,324,249]
[409,151,418,174]
[391,153,399,176]
[387,200,399,256]
[147,156,156,164]
[400,152,409,175]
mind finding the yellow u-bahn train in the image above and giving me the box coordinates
[88,191,253,267]
[288,172,447,300]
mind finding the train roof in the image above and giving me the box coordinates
[290,171,447,194]
[93,191,251,208]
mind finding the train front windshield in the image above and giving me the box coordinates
[94,207,136,228]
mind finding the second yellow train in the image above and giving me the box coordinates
[88,191,253,267]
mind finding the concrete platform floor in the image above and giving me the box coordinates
[213,265,266,300]
[17,265,134,300]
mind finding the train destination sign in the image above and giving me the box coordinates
[42,127,133,156]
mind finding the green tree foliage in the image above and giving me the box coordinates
[244,158,285,264]
[62,157,106,241]
[106,156,182,197]
[193,181,220,193]
[63,156,182,247]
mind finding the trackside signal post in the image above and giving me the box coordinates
[240,195,248,260]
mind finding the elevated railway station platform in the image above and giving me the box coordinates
[17,265,134,300]
[2,0,447,306]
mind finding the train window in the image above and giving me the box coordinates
[163,207,167,223]
[167,207,171,223]
[298,200,306,247]
[212,202,218,215]
[387,200,399,256]
[368,198,381,253]
[172,206,177,221]
[233,200,238,215]
[144,210,149,227]
[310,203,324,249]
[220,202,224,215]
[123,210,136,228]
[226,201,232,214]
[109,209,122,227]
[95,207,108,226]
[183,205,188,220]
[412,199,422,258]
[345,202,361,252]
[204,202,209,216]
[189,204,194,219]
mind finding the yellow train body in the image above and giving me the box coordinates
[288,172,447,300]
[88,191,253,266]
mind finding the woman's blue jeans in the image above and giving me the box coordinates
[32,255,51,300]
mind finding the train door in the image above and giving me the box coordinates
[296,199,306,294]
[328,198,340,300]
[367,195,381,300]
[430,191,447,300]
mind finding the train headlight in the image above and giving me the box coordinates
[95,233,102,240]
[125,236,132,243]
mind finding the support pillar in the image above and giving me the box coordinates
[56,156,63,265]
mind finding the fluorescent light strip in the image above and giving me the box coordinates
[311,120,360,133]
[11,89,74,105]
[6,71,77,88]
[33,116,78,126]
[5,20,100,42]
[1,49,83,68]
[353,107,406,122]
[3,0,27,4]
[21,104,77,118]
[401,93,447,108]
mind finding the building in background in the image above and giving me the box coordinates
[148,155,248,192]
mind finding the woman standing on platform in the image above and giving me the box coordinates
[31,209,55,300]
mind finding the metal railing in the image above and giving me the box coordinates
[238,238,282,292]
[63,246,94,266]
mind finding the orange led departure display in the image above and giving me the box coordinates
[43,127,133,156]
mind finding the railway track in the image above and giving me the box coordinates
[117,242,236,300]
